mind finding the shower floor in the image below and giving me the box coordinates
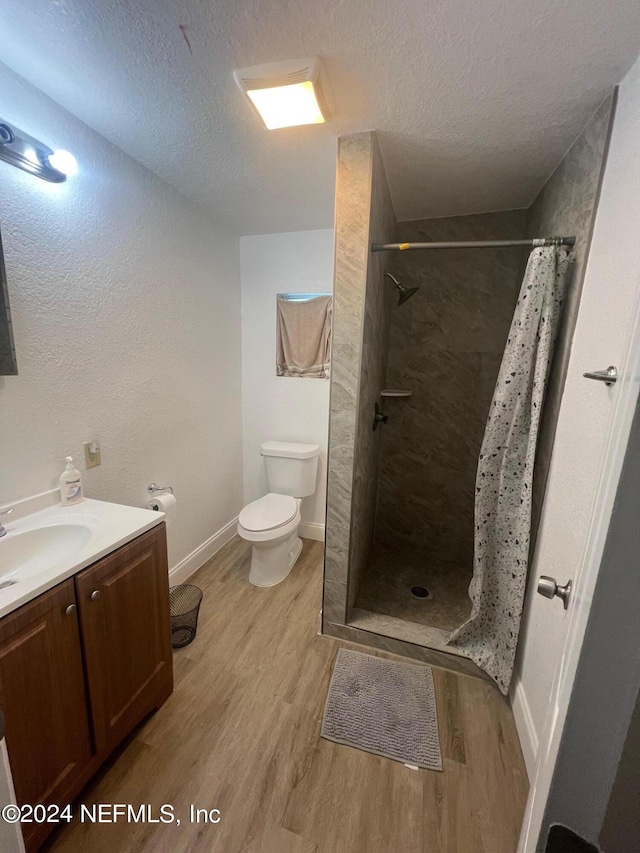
[355,544,473,633]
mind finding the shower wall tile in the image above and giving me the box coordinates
[373,210,528,565]
[324,133,371,600]
[347,136,396,612]
[375,457,476,564]
[324,131,396,626]
[527,93,616,542]
[381,349,504,477]
[323,579,348,624]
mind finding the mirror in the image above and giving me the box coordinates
[0,224,17,375]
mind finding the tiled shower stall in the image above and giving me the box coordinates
[322,99,615,672]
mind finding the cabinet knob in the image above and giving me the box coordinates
[64,604,76,616]
[90,590,101,601]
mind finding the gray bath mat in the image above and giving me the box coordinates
[321,648,442,770]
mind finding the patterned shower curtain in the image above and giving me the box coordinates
[446,246,571,694]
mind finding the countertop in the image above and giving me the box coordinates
[0,496,165,620]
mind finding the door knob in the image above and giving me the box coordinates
[64,604,76,616]
[583,365,617,386]
[90,589,101,601]
[537,575,572,610]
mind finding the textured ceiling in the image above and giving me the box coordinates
[0,0,639,235]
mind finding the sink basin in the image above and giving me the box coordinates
[0,524,94,584]
[0,495,162,619]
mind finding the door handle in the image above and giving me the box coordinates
[64,604,76,616]
[583,365,617,386]
[537,576,572,610]
[90,590,101,601]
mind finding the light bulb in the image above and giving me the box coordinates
[23,147,39,164]
[48,149,77,176]
[247,81,325,130]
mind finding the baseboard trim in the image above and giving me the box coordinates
[298,521,325,541]
[169,516,239,586]
[510,677,538,780]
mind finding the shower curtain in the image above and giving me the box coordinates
[446,246,570,693]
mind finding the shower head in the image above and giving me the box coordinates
[384,272,419,307]
[397,285,419,306]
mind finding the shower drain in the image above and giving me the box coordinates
[410,586,432,600]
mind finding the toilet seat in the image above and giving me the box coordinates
[238,493,298,533]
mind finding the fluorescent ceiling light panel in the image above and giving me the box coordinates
[235,58,332,130]
[247,81,324,130]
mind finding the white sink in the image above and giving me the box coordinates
[0,494,165,619]
[0,524,94,585]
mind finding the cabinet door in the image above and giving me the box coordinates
[0,580,92,839]
[75,524,173,754]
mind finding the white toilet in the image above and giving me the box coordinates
[238,441,321,587]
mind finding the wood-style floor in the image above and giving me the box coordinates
[46,537,529,853]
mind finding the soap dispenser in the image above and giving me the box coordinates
[60,456,83,506]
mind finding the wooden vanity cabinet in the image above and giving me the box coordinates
[0,579,92,852]
[0,522,173,852]
[75,524,173,755]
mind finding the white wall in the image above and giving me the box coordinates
[0,62,244,571]
[240,230,333,535]
[512,57,640,777]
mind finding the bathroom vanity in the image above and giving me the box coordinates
[0,497,173,852]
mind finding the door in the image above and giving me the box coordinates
[0,735,25,853]
[0,580,92,848]
[518,63,640,851]
[75,524,172,755]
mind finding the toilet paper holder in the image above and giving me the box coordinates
[147,482,174,495]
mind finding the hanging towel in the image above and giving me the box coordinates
[276,295,333,378]
[446,247,571,694]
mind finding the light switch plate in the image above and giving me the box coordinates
[84,441,101,469]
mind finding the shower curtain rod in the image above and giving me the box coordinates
[371,236,576,252]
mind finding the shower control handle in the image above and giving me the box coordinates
[373,403,389,431]
[537,575,572,610]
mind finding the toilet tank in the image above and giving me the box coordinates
[261,441,321,497]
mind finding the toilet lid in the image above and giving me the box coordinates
[239,493,298,532]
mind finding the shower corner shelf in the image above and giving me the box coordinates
[380,389,412,398]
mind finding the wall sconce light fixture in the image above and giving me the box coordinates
[0,118,77,182]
